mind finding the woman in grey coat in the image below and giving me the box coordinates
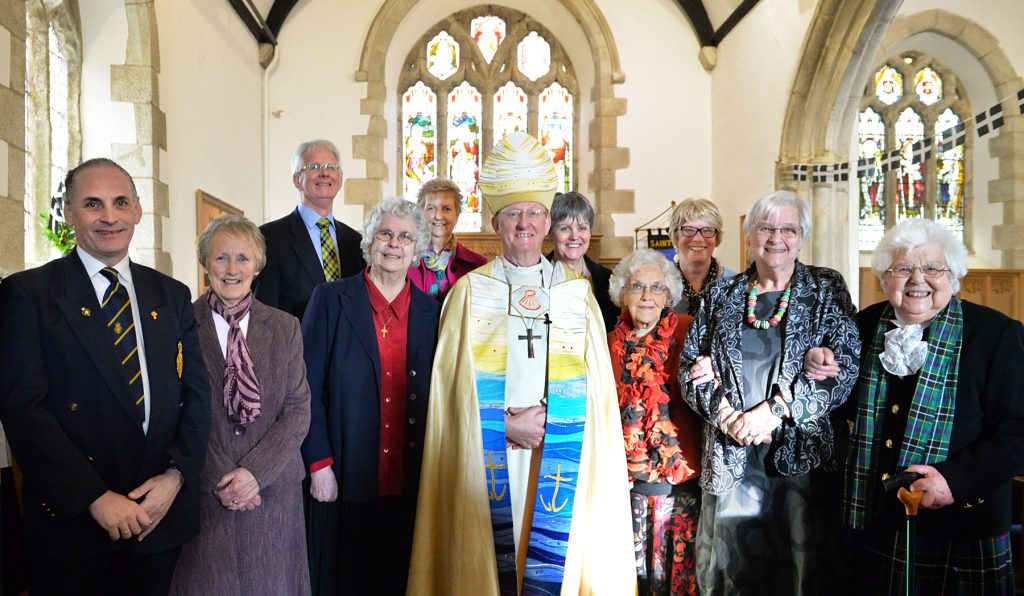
[171,215,311,595]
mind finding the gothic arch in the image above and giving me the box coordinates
[110,0,170,273]
[351,0,633,258]
[779,1,1024,279]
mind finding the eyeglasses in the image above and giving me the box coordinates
[886,264,950,278]
[373,229,416,246]
[755,225,802,239]
[676,226,718,238]
[300,162,342,173]
[499,208,548,221]
[625,281,669,296]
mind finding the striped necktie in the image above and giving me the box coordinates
[99,267,144,423]
[317,217,341,281]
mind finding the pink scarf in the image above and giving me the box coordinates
[207,291,261,424]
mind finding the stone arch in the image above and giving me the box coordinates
[778,1,1024,280]
[350,0,633,258]
[110,0,170,273]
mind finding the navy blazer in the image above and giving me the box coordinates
[254,207,364,321]
[856,300,1024,541]
[300,274,439,502]
[0,252,211,558]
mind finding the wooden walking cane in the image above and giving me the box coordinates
[897,487,925,596]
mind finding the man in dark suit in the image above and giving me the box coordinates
[0,158,211,596]
[254,139,364,320]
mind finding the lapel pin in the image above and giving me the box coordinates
[81,307,91,317]
[151,311,158,320]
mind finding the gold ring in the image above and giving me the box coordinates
[232,499,238,505]
[120,528,131,538]
[746,433,755,441]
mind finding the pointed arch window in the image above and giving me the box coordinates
[856,53,972,251]
[399,7,579,232]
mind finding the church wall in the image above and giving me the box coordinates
[80,1,134,162]
[0,0,25,275]
[267,0,711,250]
[154,2,264,294]
[709,0,816,271]
[598,0,712,248]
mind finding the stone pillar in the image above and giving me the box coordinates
[0,0,26,274]
[991,115,1024,267]
[111,0,170,274]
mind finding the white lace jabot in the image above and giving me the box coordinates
[879,318,929,376]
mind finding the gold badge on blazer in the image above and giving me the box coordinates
[176,341,183,379]
[81,307,91,317]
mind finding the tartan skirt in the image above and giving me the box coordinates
[856,527,1013,595]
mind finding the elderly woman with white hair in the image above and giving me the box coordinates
[804,217,1024,594]
[607,248,702,594]
[682,191,860,594]
[300,197,440,595]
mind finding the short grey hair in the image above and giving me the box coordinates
[197,215,267,272]
[742,191,812,240]
[550,192,595,228]
[417,178,463,216]
[291,139,342,176]
[360,197,430,266]
[870,217,968,293]
[608,248,683,308]
[64,158,138,205]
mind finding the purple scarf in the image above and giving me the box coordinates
[207,291,261,424]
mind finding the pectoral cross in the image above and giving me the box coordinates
[518,326,541,359]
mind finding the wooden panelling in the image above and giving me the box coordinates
[859,267,1024,321]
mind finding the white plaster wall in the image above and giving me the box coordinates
[0,23,9,200]
[156,1,264,295]
[80,0,134,159]
[599,0,712,247]
[264,0,382,231]
[709,0,815,271]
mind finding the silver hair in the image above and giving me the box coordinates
[608,248,684,308]
[197,214,267,272]
[291,139,343,176]
[742,190,812,240]
[870,217,967,293]
[360,197,431,266]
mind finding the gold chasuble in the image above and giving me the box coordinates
[408,258,636,595]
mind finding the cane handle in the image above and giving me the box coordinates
[897,487,924,517]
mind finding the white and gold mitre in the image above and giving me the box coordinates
[479,132,558,214]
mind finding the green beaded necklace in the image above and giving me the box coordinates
[746,279,792,330]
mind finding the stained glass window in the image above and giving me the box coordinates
[874,65,903,106]
[857,108,885,251]
[857,52,970,250]
[447,82,483,232]
[471,16,505,64]
[400,9,578,232]
[894,108,925,222]
[402,82,437,202]
[493,81,527,143]
[517,32,551,81]
[539,83,573,193]
[914,68,942,106]
[935,108,964,235]
[426,31,459,80]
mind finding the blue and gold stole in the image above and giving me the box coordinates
[470,272,590,595]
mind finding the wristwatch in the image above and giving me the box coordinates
[768,395,791,421]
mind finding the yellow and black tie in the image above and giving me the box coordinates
[317,218,341,281]
[99,267,144,422]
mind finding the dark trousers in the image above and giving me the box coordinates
[29,545,181,596]
[307,495,416,596]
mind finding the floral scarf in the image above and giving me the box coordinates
[421,234,458,297]
[610,309,695,484]
[207,291,261,424]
